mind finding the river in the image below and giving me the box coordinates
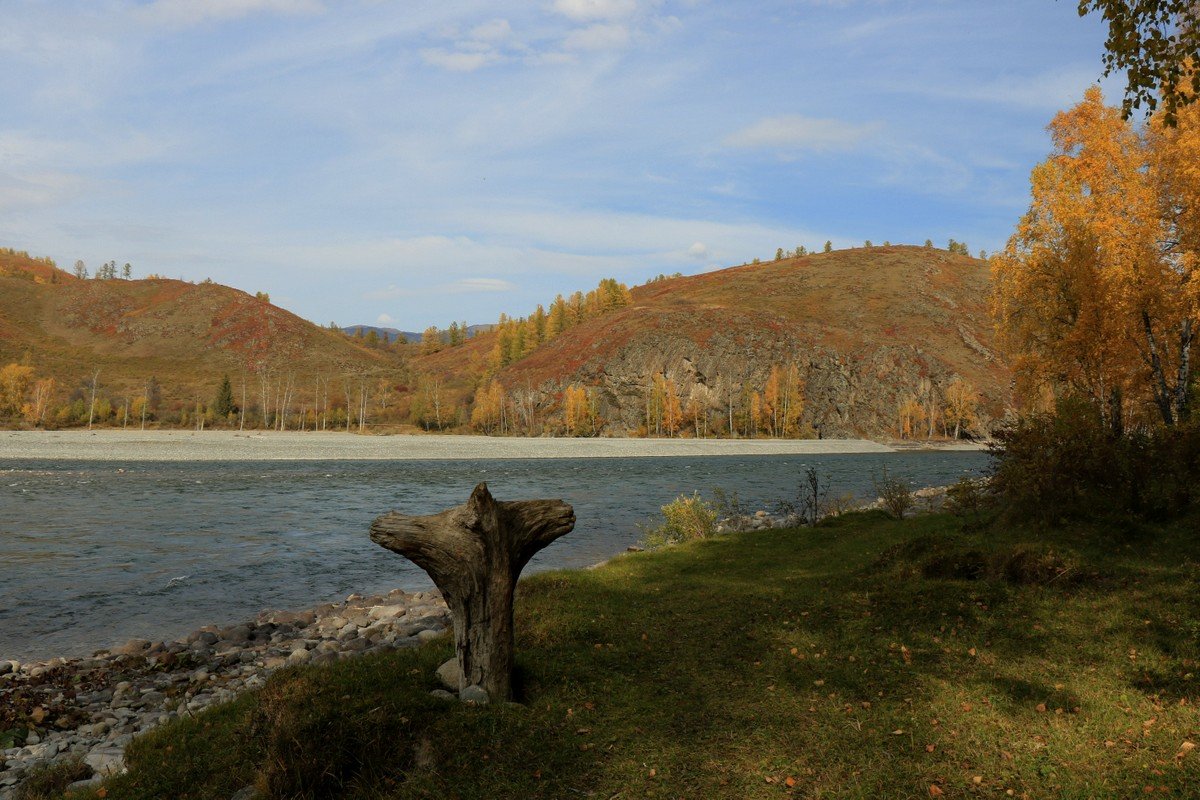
[0,451,989,662]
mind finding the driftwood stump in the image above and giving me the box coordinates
[369,482,575,702]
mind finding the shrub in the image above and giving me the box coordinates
[710,487,748,530]
[873,469,914,519]
[945,477,992,526]
[642,492,718,548]
[990,397,1200,524]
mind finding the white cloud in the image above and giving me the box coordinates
[687,242,709,259]
[563,23,631,51]
[375,313,395,325]
[452,277,517,293]
[469,19,513,41]
[723,115,880,153]
[140,0,323,28]
[551,0,639,22]
[365,277,516,301]
[420,48,501,72]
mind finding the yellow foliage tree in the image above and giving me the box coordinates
[993,86,1197,428]
[0,363,34,418]
[897,395,925,440]
[470,380,507,434]
[22,377,56,426]
[942,378,979,440]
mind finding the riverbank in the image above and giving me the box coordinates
[0,587,454,797]
[0,430,983,462]
[11,510,1198,800]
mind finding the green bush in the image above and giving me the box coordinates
[642,492,718,548]
[990,398,1200,524]
[872,469,914,520]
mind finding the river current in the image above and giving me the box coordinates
[0,451,989,662]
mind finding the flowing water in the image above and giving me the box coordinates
[0,451,989,662]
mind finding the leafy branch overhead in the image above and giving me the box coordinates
[1079,0,1200,123]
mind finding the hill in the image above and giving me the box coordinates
[413,245,1009,438]
[0,251,400,427]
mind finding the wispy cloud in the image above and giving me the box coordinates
[551,0,639,22]
[563,23,631,51]
[139,0,323,28]
[366,277,516,301]
[420,48,502,73]
[723,115,881,153]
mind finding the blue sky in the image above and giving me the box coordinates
[1,0,1119,330]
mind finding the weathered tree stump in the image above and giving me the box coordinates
[369,482,575,702]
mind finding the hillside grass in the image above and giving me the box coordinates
[59,511,1200,799]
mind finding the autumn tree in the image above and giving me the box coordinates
[897,394,926,439]
[470,380,507,434]
[992,87,1195,427]
[562,384,599,436]
[1078,0,1200,123]
[942,378,980,439]
[420,326,442,355]
[0,363,34,418]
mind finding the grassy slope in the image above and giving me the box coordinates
[411,245,1010,436]
[0,255,396,407]
[71,512,1200,800]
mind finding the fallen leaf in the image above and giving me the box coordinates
[1035,703,1047,713]
[785,776,797,788]
[929,784,945,797]
[973,776,983,785]
[968,648,977,657]
[29,707,46,724]
[925,744,936,753]
[648,768,656,778]
[961,702,973,713]
[892,729,905,735]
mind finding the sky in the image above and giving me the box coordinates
[1,0,1121,330]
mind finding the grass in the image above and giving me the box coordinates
[55,510,1200,799]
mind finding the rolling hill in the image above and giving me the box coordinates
[413,245,1009,438]
[0,250,399,423]
[1,245,1009,437]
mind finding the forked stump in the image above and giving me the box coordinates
[369,482,575,702]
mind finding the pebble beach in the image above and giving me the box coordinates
[0,429,919,462]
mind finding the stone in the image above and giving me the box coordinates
[416,629,442,643]
[114,639,151,656]
[368,604,406,620]
[67,775,104,792]
[85,744,126,776]
[459,685,490,705]
[429,689,456,701]
[229,785,257,800]
[287,648,311,665]
[435,658,461,691]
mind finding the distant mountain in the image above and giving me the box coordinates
[341,326,413,343]
[341,324,495,344]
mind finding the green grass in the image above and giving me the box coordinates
[64,511,1200,799]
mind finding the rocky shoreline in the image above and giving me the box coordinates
[0,485,955,798]
[0,588,452,798]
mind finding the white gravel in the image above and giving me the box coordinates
[0,430,905,461]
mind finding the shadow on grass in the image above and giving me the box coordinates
[84,510,1200,800]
